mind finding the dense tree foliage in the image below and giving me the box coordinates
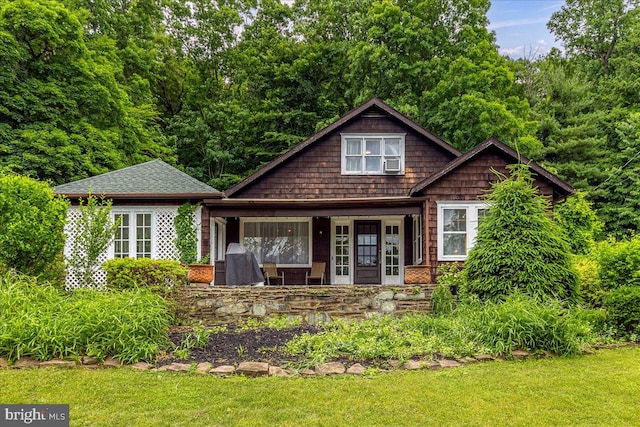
[0,0,638,237]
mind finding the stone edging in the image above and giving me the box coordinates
[2,344,637,377]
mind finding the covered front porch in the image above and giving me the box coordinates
[204,197,431,286]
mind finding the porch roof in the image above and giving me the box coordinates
[204,196,423,217]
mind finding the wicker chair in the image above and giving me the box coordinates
[305,262,326,285]
[263,262,284,285]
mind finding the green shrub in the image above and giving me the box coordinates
[597,236,640,290]
[603,286,640,339]
[0,174,69,281]
[174,202,199,265]
[103,258,187,295]
[555,192,603,254]
[0,272,171,363]
[464,164,578,303]
[67,194,119,288]
[432,285,454,316]
[573,255,606,308]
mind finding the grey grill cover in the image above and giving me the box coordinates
[225,243,264,286]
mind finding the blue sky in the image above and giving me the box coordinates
[487,0,565,58]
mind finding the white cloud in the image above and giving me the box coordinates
[499,46,525,56]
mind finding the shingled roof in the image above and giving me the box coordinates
[409,137,575,197]
[55,160,222,199]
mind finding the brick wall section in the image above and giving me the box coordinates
[234,115,455,199]
[175,284,438,325]
[421,149,554,277]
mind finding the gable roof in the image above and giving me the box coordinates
[225,97,462,197]
[55,160,222,199]
[409,137,575,197]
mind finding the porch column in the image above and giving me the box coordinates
[422,200,430,267]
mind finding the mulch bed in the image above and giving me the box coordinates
[156,325,322,367]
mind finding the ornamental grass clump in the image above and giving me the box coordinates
[0,273,171,363]
[463,164,579,303]
[285,297,597,364]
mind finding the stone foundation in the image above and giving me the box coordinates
[175,284,437,324]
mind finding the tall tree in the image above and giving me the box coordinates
[547,0,639,76]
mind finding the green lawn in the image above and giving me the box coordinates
[1,348,639,426]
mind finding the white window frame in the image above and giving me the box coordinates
[437,202,489,261]
[111,209,155,259]
[341,133,406,175]
[240,217,312,267]
[412,214,423,264]
[211,217,227,262]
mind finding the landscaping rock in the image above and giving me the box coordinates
[82,357,100,366]
[216,302,248,315]
[306,312,331,325]
[374,290,394,301]
[196,362,213,374]
[166,363,192,372]
[455,357,476,364]
[251,303,267,317]
[131,362,152,371]
[236,362,269,377]
[424,360,441,370]
[103,357,121,368]
[300,368,316,376]
[475,354,495,362]
[401,360,424,370]
[387,360,401,369]
[268,366,290,378]
[439,359,462,369]
[511,350,530,360]
[315,362,346,375]
[39,360,76,368]
[0,357,8,368]
[381,301,396,313]
[394,293,408,300]
[11,358,39,369]
[264,301,288,312]
[209,365,236,376]
[346,364,366,375]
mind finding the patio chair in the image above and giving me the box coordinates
[306,262,326,285]
[263,262,284,285]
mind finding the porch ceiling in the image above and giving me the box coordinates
[203,197,423,217]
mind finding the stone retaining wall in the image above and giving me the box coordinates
[175,284,437,324]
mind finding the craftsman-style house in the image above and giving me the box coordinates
[56,98,573,286]
[205,98,573,285]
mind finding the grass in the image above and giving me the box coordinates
[1,347,639,426]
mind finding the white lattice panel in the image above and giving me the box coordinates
[63,205,200,289]
[155,208,180,260]
[63,207,107,290]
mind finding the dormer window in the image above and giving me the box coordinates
[341,134,405,175]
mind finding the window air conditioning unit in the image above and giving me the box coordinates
[384,158,401,173]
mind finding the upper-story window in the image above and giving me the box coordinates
[341,134,405,175]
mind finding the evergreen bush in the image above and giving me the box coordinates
[555,192,603,254]
[464,164,579,303]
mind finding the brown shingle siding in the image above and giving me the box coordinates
[234,115,456,199]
